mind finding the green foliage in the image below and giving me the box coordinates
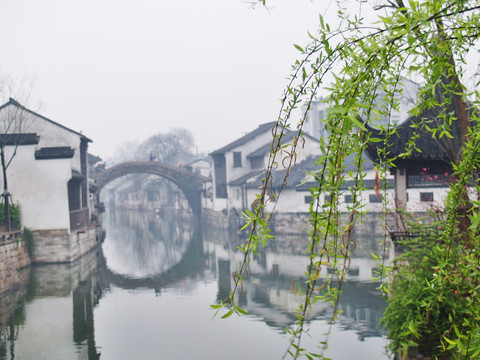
[23,227,34,256]
[0,203,21,230]
[213,1,480,358]
[381,213,480,358]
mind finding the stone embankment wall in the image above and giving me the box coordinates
[204,208,397,236]
[0,237,30,296]
[203,209,235,230]
[0,269,28,334]
[32,226,98,264]
[270,212,397,235]
[32,248,99,297]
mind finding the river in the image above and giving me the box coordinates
[0,208,389,359]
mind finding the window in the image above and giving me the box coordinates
[213,154,227,198]
[233,152,242,168]
[324,195,332,203]
[304,195,313,204]
[420,192,434,202]
[369,194,382,203]
[67,180,81,211]
[345,195,353,203]
[250,157,264,170]
[406,166,452,188]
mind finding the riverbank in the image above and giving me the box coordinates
[0,233,30,297]
[203,208,398,236]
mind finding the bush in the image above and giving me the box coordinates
[23,227,34,256]
[0,203,21,230]
[381,217,480,359]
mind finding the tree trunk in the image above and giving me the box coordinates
[1,145,11,232]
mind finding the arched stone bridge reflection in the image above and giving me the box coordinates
[99,232,204,293]
[93,161,206,218]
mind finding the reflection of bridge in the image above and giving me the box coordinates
[99,233,204,292]
[93,161,206,218]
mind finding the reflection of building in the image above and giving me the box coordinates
[0,250,102,359]
[204,231,386,338]
[0,98,97,263]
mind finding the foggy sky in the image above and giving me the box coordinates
[0,0,333,160]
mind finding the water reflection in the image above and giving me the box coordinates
[204,230,386,340]
[0,252,102,360]
[0,209,388,359]
[103,210,193,279]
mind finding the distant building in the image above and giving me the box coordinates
[0,98,97,263]
[185,158,213,210]
[209,122,322,213]
[302,78,421,140]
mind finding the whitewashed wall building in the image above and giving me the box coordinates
[209,122,323,213]
[0,98,97,263]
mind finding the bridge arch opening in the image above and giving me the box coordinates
[92,161,206,221]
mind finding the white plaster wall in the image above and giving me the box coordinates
[189,159,211,177]
[265,189,310,213]
[212,197,228,212]
[29,114,84,172]
[225,131,276,182]
[303,99,329,141]
[224,137,321,212]
[2,145,72,230]
[0,104,85,172]
[262,136,321,170]
[405,188,448,213]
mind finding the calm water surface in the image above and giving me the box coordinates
[0,209,389,359]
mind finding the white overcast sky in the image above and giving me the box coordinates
[0,0,366,159]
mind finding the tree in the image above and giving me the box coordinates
[112,127,196,166]
[138,127,196,166]
[214,1,480,358]
[109,128,197,207]
[0,77,37,231]
[110,139,142,164]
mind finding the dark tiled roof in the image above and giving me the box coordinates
[296,178,394,191]
[209,121,277,155]
[0,133,39,145]
[247,131,298,158]
[240,156,320,190]
[0,98,92,143]
[365,85,476,165]
[237,152,378,191]
[35,147,75,160]
[344,151,376,172]
[228,170,264,186]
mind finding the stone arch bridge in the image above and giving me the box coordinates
[93,161,206,218]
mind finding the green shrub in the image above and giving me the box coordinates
[23,227,34,256]
[0,203,21,230]
[381,217,480,359]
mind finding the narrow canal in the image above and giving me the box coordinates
[0,208,389,359]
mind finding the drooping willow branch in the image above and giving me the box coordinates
[215,0,480,358]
